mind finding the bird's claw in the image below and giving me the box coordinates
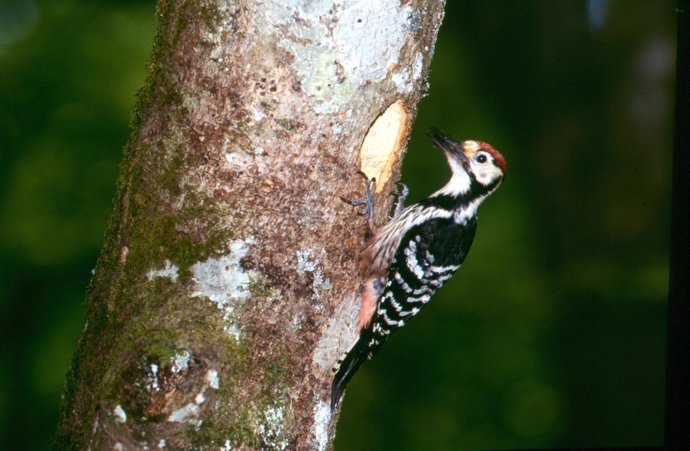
[342,173,376,226]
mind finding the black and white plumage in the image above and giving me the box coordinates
[331,128,507,408]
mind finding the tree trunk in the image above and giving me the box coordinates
[55,1,445,449]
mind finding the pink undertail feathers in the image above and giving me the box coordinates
[357,277,381,332]
[331,277,380,409]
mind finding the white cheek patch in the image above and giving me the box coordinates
[472,165,501,187]
[477,170,490,184]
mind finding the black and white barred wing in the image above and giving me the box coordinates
[366,214,478,352]
[363,204,454,276]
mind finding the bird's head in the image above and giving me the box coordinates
[461,140,507,189]
[427,128,507,198]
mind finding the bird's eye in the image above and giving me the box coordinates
[475,153,488,164]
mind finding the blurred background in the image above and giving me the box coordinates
[0,0,674,449]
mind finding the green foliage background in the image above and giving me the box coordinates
[0,1,673,449]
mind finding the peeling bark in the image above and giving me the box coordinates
[55,1,445,449]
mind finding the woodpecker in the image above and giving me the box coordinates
[332,128,507,408]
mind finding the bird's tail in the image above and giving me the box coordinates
[331,336,371,409]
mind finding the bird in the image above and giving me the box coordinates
[331,128,507,408]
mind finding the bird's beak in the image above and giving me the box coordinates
[427,128,467,162]
[442,143,468,164]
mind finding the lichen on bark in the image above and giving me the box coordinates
[55,1,446,449]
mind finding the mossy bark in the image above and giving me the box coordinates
[55,1,445,449]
